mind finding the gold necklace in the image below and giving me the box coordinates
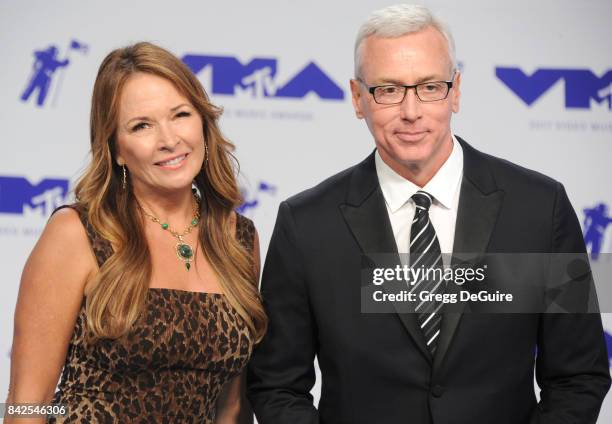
[139,194,201,271]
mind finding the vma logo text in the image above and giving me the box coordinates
[182,54,344,100]
[496,67,612,110]
[20,39,89,108]
[0,176,70,217]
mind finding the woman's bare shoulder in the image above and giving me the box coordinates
[24,206,97,287]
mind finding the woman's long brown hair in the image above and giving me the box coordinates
[75,42,267,342]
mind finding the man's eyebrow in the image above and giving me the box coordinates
[375,78,405,85]
[373,75,446,86]
[414,75,445,84]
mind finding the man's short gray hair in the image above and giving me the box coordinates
[354,4,457,78]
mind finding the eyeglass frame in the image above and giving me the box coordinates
[356,74,456,104]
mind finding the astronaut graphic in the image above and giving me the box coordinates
[583,203,612,260]
[20,40,88,107]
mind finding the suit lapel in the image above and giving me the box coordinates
[340,152,433,364]
[433,137,505,372]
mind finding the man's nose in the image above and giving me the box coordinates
[399,88,422,122]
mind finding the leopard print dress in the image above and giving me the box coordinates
[48,206,256,423]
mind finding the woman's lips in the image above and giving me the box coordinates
[155,153,188,169]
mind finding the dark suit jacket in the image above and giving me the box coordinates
[247,137,610,424]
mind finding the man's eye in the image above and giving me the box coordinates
[380,86,400,94]
[423,83,441,92]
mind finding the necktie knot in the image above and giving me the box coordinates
[411,191,433,211]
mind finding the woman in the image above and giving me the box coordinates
[6,42,267,423]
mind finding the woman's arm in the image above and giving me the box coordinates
[215,372,253,424]
[5,208,96,423]
[215,225,260,424]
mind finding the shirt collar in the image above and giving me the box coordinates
[375,135,464,213]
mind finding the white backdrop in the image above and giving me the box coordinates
[1,0,611,420]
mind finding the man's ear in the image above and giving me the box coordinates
[350,79,365,119]
[451,71,461,114]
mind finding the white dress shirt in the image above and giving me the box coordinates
[375,136,464,266]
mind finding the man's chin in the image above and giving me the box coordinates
[389,148,431,168]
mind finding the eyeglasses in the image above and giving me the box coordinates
[358,76,454,104]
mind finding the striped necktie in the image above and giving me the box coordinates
[410,190,444,355]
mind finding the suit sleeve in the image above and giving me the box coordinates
[247,201,320,424]
[534,183,611,423]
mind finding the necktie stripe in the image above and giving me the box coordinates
[423,316,442,336]
[408,256,442,292]
[410,236,437,268]
[423,303,444,324]
[420,311,437,328]
[427,278,445,297]
[410,220,430,247]
[409,220,437,251]
[426,329,441,346]
[410,190,444,356]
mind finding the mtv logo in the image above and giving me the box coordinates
[496,67,612,109]
[182,54,344,100]
[0,176,70,216]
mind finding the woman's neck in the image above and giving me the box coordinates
[134,186,198,230]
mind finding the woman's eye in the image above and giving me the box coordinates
[176,111,191,118]
[132,122,149,132]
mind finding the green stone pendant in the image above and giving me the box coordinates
[176,242,194,271]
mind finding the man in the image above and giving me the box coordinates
[247,4,610,423]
